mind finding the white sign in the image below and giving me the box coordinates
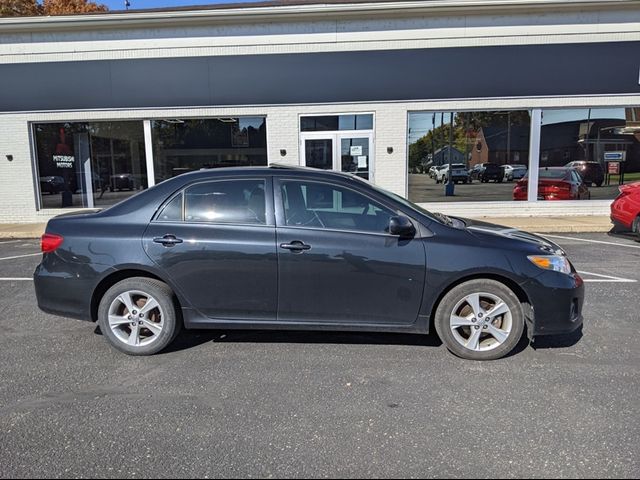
[53,155,75,169]
[604,151,626,162]
[350,146,363,156]
[357,156,368,168]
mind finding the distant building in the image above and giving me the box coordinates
[470,127,530,167]
[430,146,466,167]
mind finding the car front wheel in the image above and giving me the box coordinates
[434,279,525,360]
[98,277,182,356]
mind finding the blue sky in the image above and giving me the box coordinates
[101,0,249,11]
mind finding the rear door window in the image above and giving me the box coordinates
[184,179,267,225]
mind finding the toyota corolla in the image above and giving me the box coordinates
[34,165,584,360]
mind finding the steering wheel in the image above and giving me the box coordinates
[286,209,325,228]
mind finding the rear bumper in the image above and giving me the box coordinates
[34,254,111,321]
[521,271,585,337]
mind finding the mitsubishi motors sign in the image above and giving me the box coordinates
[53,155,75,169]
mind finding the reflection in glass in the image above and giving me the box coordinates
[185,180,266,225]
[408,111,531,203]
[34,121,147,209]
[540,107,640,200]
[341,137,370,180]
[151,117,267,183]
[305,139,333,170]
[301,114,374,132]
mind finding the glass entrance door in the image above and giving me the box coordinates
[301,133,374,180]
[303,138,334,170]
[339,135,371,180]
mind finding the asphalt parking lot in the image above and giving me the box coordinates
[408,174,622,203]
[0,233,639,479]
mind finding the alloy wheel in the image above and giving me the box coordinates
[449,292,513,352]
[107,290,165,347]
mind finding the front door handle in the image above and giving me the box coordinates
[280,241,311,252]
[153,234,184,247]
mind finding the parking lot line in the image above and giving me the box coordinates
[0,278,33,281]
[0,240,22,245]
[0,253,41,261]
[577,271,637,283]
[544,234,640,249]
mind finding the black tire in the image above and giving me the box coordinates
[596,182,603,187]
[434,279,525,361]
[634,216,640,241]
[98,277,182,356]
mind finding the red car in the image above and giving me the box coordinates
[611,182,640,237]
[514,167,590,201]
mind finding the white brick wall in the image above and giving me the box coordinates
[0,114,39,223]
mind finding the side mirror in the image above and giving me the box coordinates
[389,216,416,238]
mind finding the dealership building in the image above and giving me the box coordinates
[1,0,639,223]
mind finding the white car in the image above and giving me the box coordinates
[435,164,470,184]
[502,164,528,181]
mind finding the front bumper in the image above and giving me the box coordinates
[521,271,585,337]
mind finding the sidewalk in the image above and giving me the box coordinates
[0,215,613,239]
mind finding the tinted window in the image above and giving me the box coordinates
[539,169,570,179]
[185,179,266,225]
[157,193,183,221]
[301,114,374,132]
[281,180,395,233]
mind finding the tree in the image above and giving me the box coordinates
[0,0,108,16]
[0,0,40,17]
[42,0,107,15]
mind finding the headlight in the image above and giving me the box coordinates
[527,255,573,275]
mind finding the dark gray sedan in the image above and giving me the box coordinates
[34,165,584,360]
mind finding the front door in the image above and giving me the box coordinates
[274,177,426,326]
[301,133,374,180]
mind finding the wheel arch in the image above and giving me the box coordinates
[90,267,184,322]
[428,273,532,332]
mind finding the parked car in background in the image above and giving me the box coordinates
[39,176,65,194]
[110,173,139,192]
[565,161,605,187]
[502,164,528,182]
[435,163,470,184]
[514,167,590,201]
[470,163,502,183]
[34,165,584,361]
[611,182,640,239]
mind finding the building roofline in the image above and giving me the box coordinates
[0,0,638,33]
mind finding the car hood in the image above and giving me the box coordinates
[458,217,566,255]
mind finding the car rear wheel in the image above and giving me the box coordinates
[434,279,525,360]
[98,277,182,356]
[634,216,640,240]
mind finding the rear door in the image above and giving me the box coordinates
[143,176,278,321]
[274,177,426,326]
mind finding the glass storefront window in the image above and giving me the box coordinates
[34,121,147,209]
[540,108,640,200]
[407,111,531,203]
[301,114,374,132]
[151,117,267,183]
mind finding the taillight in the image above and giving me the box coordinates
[41,233,64,253]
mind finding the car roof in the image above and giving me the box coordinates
[162,163,361,182]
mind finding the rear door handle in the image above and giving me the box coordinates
[153,235,184,247]
[280,241,311,252]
